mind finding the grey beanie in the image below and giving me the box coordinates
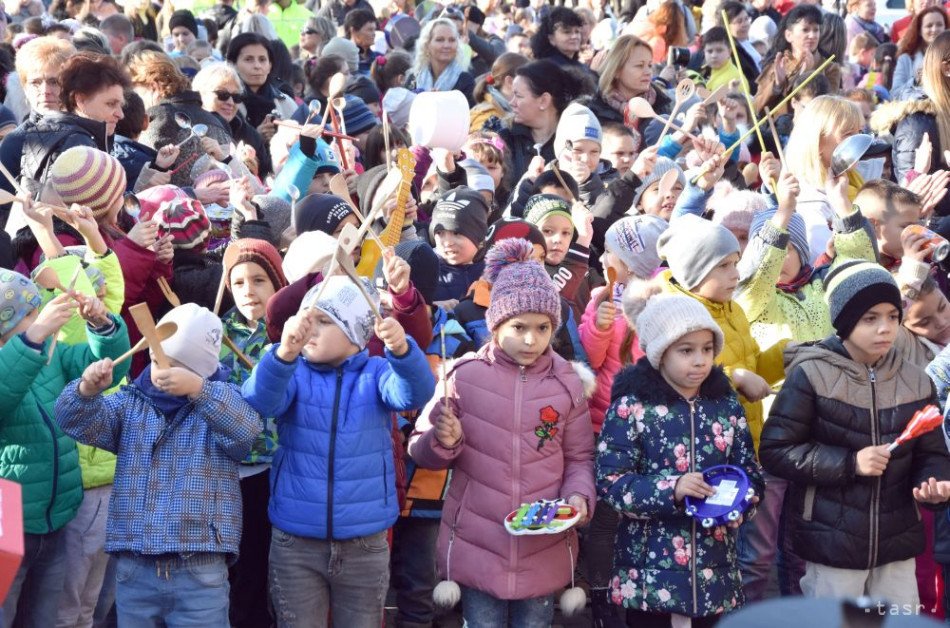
[459,158,495,195]
[322,37,359,73]
[633,157,686,209]
[604,215,668,280]
[630,293,724,369]
[554,102,602,159]
[656,214,740,290]
[749,210,809,270]
[823,260,902,339]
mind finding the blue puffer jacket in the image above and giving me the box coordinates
[242,338,435,540]
[433,258,484,303]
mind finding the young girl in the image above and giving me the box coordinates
[596,292,763,627]
[408,238,595,626]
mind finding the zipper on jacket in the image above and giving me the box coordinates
[519,366,526,382]
[510,364,525,597]
[868,367,880,570]
[327,369,344,540]
[38,404,59,533]
[687,398,698,616]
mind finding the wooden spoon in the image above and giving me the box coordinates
[112,322,179,366]
[328,174,387,251]
[702,84,729,106]
[213,243,242,316]
[660,79,696,141]
[129,303,170,369]
[628,98,701,142]
[605,266,618,303]
[318,73,347,128]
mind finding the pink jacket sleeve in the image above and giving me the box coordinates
[559,399,596,507]
[407,388,463,470]
[579,287,612,369]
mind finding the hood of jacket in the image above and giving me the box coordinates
[783,335,902,385]
[611,356,733,405]
[869,98,935,134]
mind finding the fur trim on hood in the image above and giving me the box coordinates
[571,361,597,399]
[870,98,936,134]
[610,356,733,405]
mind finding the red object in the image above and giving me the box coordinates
[0,479,24,606]
[889,405,943,451]
[327,106,350,171]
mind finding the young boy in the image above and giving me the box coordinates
[553,102,605,206]
[633,157,686,221]
[241,276,435,628]
[429,186,490,310]
[524,193,593,319]
[761,261,950,608]
[854,179,922,270]
[703,26,744,93]
[0,271,129,627]
[600,122,639,179]
[56,303,261,626]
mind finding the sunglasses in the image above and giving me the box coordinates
[301,28,318,35]
[214,90,244,103]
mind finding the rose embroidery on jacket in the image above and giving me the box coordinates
[535,405,560,450]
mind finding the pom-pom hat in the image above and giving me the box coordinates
[484,238,561,331]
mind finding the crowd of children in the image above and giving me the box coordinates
[4,0,950,627]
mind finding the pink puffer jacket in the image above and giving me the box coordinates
[578,286,643,433]
[409,343,595,601]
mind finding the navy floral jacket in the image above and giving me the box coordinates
[596,358,764,618]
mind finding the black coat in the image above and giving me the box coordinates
[497,121,555,185]
[16,112,107,200]
[590,168,642,259]
[760,337,950,570]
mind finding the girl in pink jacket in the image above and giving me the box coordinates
[408,238,595,627]
[578,214,667,626]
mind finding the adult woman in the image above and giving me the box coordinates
[893,6,948,98]
[891,0,940,43]
[129,51,232,187]
[626,1,687,64]
[494,59,583,182]
[194,62,274,178]
[845,0,889,46]
[406,17,475,106]
[755,5,841,114]
[469,52,529,133]
[584,35,671,138]
[530,7,590,72]
[722,1,761,87]
[297,15,334,61]
[226,33,297,145]
[784,95,865,260]
[18,53,130,200]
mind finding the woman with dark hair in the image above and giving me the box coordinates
[721,1,761,83]
[19,52,130,199]
[493,59,584,182]
[226,32,297,145]
[530,6,596,84]
[755,4,842,114]
[893,5,948,97]
[469,52,529,133]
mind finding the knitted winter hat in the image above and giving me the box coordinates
[311,137,341,175]
[626,291,724,369]
[524,194,573,229]
[300,275,380,349]
[429,187,490,246]
[374,239,440,305]
[382,87,416,128]
[633,157,685,208]
[251,194,292,244]
[710,186,768,236]
[553,102,602,159]
[136,184,190,219]
[483,217,546,253]
[322,37,359,73]
[355,165,391,217]
[294,193,353,236]
[50,147,127,218]
[346,75,382,106]
[824,260,902,340]
[340,94,379,136]
[0,269,41,337]
[656,214,739,290]
[484,238,561,331]
[749,210,810,269]
[168,9,199,37]
[604,215,668,280]
[193,169,230,189]
[146,198,212,251]
[156,303,223,378]
[282,230,337,283]
[459,158,495,195]
[225,238,288,293]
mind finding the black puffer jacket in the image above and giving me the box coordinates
[496,121,555,185]
[590,168,642,259]
[19,112,106,199]
[761,337,950,570]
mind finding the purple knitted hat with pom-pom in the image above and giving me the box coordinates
[485,238,561,331]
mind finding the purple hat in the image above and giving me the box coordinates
[484,238,561,331]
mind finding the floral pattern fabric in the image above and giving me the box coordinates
[596,359,764,618]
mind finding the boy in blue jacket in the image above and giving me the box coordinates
[242,274,435,628]
[56,303,262,627]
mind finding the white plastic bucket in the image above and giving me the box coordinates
[408,90,469,152]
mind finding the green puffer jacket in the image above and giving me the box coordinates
[0,317,130,534]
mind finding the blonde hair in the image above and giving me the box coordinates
[16,36,74,84]
[413,18,469,76]
[192,61,245,94]
[785,95,864,188]
[597,34,653,96]
[922,31,950,159]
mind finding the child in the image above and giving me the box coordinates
[219,238,288,628]
[429,187,490,309]
[596,293,763,625]
[657,213,786,449]
[57,303,260,625]
[524,193,593,318]
[633,158,686,221]
[703,27,743,93]
[0,271,130,627]
[242,276,435,628]
[761,261,950,608]
[408,238,595,626]
[601,122,639,179]
[553,102,605,206]
[854,179,922,270]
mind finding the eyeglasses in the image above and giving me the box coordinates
[214,90,244,103]
[301,28,318,35]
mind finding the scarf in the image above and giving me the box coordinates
[853,15,888,44]
[415,60,463,93]
[487,85,512,113]
[776,264,817,295]
[133,364,230,419]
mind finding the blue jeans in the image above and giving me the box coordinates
[1,528,67,628]
[114,553,230,627]
[268,528,390,628]
[459,586,554,628]
[390,517,439,627]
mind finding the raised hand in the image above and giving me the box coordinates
[375,316,408,356]
[78,358,114,398]
[434,403,462,448]
[277,310,314,362]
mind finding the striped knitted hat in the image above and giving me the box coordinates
[823,260,902,339]
[50,147,127,218]
[145,198,211,251]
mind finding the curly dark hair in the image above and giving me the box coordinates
[59,52,131,113]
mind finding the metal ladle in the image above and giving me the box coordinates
[303,99,321,126]
[831,133,873,178]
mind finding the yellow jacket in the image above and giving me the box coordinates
[658,269,787,451]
